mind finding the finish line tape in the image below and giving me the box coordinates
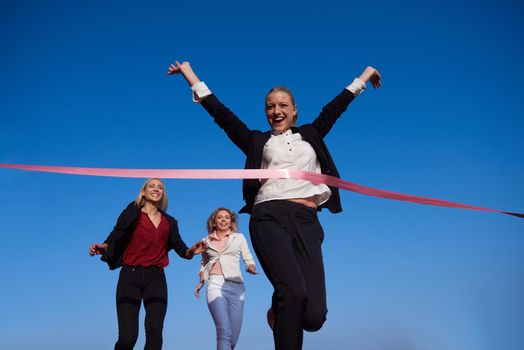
[1,163,522,218]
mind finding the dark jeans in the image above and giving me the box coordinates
[114,265,168,350]
[249,201,327,350]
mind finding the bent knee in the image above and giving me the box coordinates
[303,310,327,332]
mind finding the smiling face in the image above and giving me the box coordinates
[207,207,238,234]
[214,209,232,233]
[142,179,165,205]
[265,90,297,134]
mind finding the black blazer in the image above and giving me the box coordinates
[101,202,190,270]
[201,89,356,214]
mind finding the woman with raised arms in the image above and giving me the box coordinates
[168,62,381,350]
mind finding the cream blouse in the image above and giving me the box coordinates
[199,232,256,283]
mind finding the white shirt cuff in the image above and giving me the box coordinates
[191,81,212,103]
[345,78,366,96]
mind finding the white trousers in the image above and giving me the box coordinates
[206,275,245,350]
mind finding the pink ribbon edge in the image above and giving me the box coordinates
[1,163,522,219]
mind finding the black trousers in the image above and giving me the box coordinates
[114,265,168,350]
[249,201,327,350]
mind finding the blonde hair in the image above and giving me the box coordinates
[135,178,168,211]
[206,207,239,233]
[265,86,298,125]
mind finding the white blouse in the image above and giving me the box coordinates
[254,130,331,206]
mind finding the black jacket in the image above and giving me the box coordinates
[201,89,356,214]
[101,202,190,270]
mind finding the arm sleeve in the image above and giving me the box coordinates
[200,94,254,155]
[167,218,191,260]
[345,78,366,96]
[101,202,136,263]
[191,81,212,103]
[239,234,256,267]
[103,210,126,246]
[198,256,205,273]
[311,89,356,138]
[198,239,207,273]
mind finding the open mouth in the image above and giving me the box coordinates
[272,116,285,124]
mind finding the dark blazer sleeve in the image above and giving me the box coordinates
[311,89,356,138]
[165,215,191,260]
[101,202,140,270]
[200,94,254,155]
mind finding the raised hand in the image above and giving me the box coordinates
[166,60,201,87]
[166,61,190,75]
[358,66,382,89]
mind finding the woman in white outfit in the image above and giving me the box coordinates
[195,207,258,350]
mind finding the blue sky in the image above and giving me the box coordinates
[1,0,523,349]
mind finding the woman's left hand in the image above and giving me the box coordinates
[358,66,382,89]
[166,61,190,75]
[246,264,258,275]
[186,240,207,258]
[194,280,204,298]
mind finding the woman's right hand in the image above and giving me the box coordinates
[166,61,201,87]
[89,243,107,256]
[166,61,190,75]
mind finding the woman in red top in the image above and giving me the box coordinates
[90,178,205,350]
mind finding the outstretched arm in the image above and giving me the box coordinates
[167,61,212,103]
[312,66,382,137]
[166,59,254,154]
[166,61,201,88]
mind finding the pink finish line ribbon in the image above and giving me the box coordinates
[1,163,522,218]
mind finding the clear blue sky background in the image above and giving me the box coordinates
[1,0,523,349]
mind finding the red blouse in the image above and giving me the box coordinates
[122,211,170,268]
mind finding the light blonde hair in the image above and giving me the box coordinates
[135,178,168,211]
[206,207,238,233]
[265,86,298,125]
